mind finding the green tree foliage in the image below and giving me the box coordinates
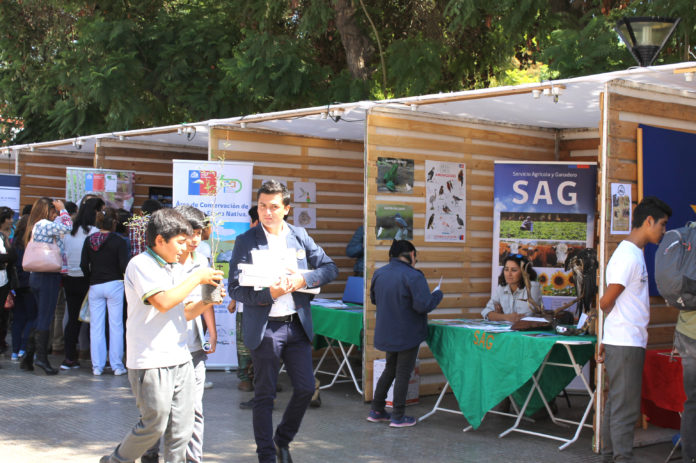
[0,0,694,144]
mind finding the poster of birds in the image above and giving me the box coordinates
[377,157,414,193]
[425,160,466,242]
[375,204,413,240]
[293,182,316,203]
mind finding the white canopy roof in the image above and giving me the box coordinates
[7,61,696,154]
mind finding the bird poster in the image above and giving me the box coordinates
[375,204,413,240]
[294,182,316,203]
[377,157,414,193]
[425,160,466,242]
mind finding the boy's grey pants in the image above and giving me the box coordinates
[108,360,194,463]
[601,344,645,463]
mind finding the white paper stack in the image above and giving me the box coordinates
[237,248,321,295]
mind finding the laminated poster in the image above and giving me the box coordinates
[610,183,631,235]
[425,160,466,242]
[377,157,414,193]
[376,204,413,240]
[294,182,316,203]
[293,207,316,229]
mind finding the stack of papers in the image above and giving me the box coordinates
[431,319,512,332]
[237,249,320,295]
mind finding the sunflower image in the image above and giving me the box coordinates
[551,271,568,290]
[538,273,549,286]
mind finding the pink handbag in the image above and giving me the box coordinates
[22,237,61,273]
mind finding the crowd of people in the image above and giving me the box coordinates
[0,186,693,463]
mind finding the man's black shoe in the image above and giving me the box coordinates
[140,452,158,463]
[275,443,293,463]
[239,399,254,410]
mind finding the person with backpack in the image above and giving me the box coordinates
[655,221,696,463]
[597,196,671,463]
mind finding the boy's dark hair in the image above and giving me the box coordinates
[0,206,13,226]
[116,208,131,234]
[248,205,259,223]
[257,180,290,206]
[175,205,206,230]
[145,209,192,248]
[497,254,537,287]
[389,240,416,260]
[632,196,672,229]
[141,198,163,215]
[21,204,32,216]
[65,201,78,215]
[72,197,106,236]
[102,207,119,232]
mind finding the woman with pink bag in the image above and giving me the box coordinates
[20,197,72,375]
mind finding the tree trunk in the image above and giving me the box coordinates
[333,0,373,80]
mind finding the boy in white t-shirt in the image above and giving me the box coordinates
[598,196,671,463]
[101,209,223,463]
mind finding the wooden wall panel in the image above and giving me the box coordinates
[602,83,696,348]
[97,139,207,211]
[363,107,558,400]
[17,148,94,209]
[210,127,365,298]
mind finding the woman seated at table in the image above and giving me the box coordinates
[481,254,543,322]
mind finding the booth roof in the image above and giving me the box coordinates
[9,62,696,154]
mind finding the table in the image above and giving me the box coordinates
[423,321,595,449]
[311,303,364,394]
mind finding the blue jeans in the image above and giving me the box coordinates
[89,280,125,371]
[675,331,696,463]
[11,288,37,353]
[29,272,61,331]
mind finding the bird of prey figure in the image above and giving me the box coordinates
[427,167,435,182]
[457,169,464,186]
[427,214,434,229]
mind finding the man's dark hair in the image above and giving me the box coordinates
[145,209,192,248]
[21,204,32,216]
[72,197,106,236]
[141,198,163,215]
[632,196,672,229]
[248,205,259,223]
[0,206,13,227]
[389,240,416,261]
[175,205,206,230]
[257,180,290,206]
[497,254,537,287]
[65,201,78,215]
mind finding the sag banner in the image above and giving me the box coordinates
[492,162,597,312]
[173,159,254,370]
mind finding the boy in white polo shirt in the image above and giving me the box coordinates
[101,209,223,463]
[598,196,671,463]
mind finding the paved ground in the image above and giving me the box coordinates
[0,352,679,463]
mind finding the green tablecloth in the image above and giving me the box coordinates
[427,321,595,429]
[311,304,363,347]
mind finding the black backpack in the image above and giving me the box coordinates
[655,223,696,310]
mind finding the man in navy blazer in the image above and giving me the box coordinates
[228,180,338,463]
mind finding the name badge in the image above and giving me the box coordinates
[296,249,306,260]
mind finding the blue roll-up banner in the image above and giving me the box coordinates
[641,124,696,297]
[492,162,597,312]
[0,174,21,216]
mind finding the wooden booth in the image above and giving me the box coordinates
[8,62,696,452]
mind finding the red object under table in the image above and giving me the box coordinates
[641,349,686,430]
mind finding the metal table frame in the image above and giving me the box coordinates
[313,336,363,394]
[498,340,594,450]
[418,380,533,431]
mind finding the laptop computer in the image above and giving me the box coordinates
[342,276,364,305]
